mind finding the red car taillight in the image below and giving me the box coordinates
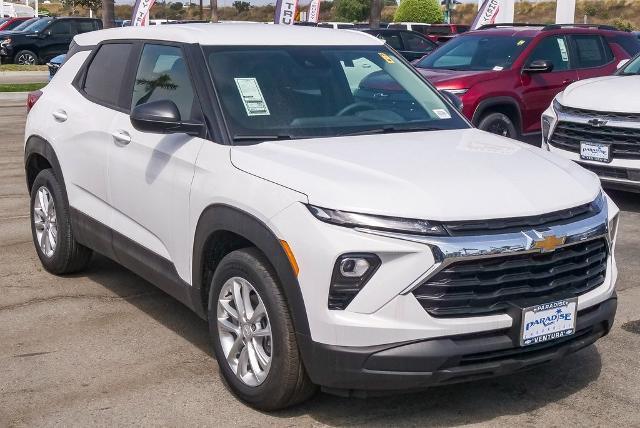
[26,90,43,113]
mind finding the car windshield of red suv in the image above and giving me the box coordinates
[416,35,531,71]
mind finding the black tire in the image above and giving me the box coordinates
[30,169,92,274]
[208,248,317,410]
[14,50,38,65]
[478,112,519,139]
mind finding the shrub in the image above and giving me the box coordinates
[393,0,443,23]
[333,0,370,22]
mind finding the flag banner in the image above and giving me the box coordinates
[131,0,156,26]
[274,0,298,25]
[471,0,514,30]
[308,0,321,23]
[555,0,576,24]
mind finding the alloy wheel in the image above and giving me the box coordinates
[217,276,272,386]
[17,53,36,65]
[33,186,57,258]
[488,119,511,137]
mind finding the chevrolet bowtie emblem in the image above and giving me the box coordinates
[531,234,566,252]
[588,118,608,127]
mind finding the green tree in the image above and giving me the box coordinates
[393,0,443,23]
[232,0,250,13]
[333,0,370,22]
[62,0,102,14]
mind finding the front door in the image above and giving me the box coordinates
[520,35,579,134]
[40,20,74,61]
[108,43,205,281]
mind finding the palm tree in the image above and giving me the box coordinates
[210,0,218,22]
[102,0,115,28]
[369,0,382,28]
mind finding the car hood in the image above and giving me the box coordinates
[417,68,501,87]
[230,129,601,221]
[559,75,640,112]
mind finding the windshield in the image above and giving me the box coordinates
[25,18,52,33]
[12,17,38,31]
[417,35,531,71]
[205,46,468,141]
[619,54,640,75]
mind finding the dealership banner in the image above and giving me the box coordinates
[131,0,156,26]
[471,0,515,30]
[307,0,321,23]
[274,0,298,24]
[555,0,576,23]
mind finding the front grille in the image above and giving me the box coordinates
[549,121,640,160]
[442,200,599,236]
[579,162,640,182]
[413,239,608,317]
[558,105,640,121]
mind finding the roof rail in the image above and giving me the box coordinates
[477,23,547,30]
[542,23,619,31]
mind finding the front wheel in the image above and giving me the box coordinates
[208,248,316,410]
[478,112,518,139]
[14,50,38,65]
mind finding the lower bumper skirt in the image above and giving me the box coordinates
[298,296,617,393]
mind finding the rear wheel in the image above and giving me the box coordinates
[30,169,92,274]
[14,50,38,65]
[478,112,518,139]
[208,248,316,410]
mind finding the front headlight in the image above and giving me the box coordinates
[553,98,563,113]
[443,88,468,96]
[0,38,12,48]
[307,205,447,236]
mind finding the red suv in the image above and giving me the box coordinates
[414,24,640,139]
[0,17,31,31]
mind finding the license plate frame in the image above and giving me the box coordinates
[520,297,578,347]
[580,141,611,163]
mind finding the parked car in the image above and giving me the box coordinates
[317,22,355,29]
[0,17,101,64]
[0,16,40,38]
[360,28,437,61]
[0,17,31,31]
[25,23,619,411]
[413,24,640,139]
[543,53,640,192]
[46,53,65,79]
[387,22,469,44]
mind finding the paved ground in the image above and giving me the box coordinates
[1,102,639,427]
[0,71,49,85]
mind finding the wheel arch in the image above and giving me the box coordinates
[192,204,310,336]
[472,97,523,134]
[24,135,66,197]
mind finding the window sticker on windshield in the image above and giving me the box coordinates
[378,52,395,64]
[433,109,451,119]
[493,66,504,71]
[557,38,569,62]
[517,39,526,46]
[234,77,270,116]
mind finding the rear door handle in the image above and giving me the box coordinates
[52,110,67,122]
[112,130,131,145]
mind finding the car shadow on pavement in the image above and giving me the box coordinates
[282,346,602,426]
[79,254,212,355]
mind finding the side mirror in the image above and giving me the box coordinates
[440,90,463,112]
[130,100,203,136]
[523,59,554,74]
[617,59,630,70]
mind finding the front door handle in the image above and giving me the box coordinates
[52,110,67,122]
[562,79,575,85]
[112,130,131,145]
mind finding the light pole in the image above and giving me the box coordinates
[441,0,460,24]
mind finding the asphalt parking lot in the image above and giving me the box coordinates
[1,100,639,427]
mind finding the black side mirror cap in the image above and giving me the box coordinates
[130,100,203,136]
[440,90,464,112]
[523,59,554,74]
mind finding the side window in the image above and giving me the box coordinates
[83,43,133,108]
[526,36,570,71]
[131,44,197,122]
[573,35,611,68]
[48,21,72,36]
[76,20,97,34]
[380,33,403,50]
[402,33,434,52]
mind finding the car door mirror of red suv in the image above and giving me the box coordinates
[523,59,554,74]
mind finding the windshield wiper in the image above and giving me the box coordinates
[233,134,296,141]
[338,125,444,137]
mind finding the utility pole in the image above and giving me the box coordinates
[210,0,218,22]
[369,0,382,28]
[101,0,114,28]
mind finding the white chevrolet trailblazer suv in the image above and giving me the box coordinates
[544,53,640,192]
[25,24,620,410]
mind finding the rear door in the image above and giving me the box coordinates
[520,34,579,133]
[570,34,617,79]
[400,31,435,61]
[107,42,206,279]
